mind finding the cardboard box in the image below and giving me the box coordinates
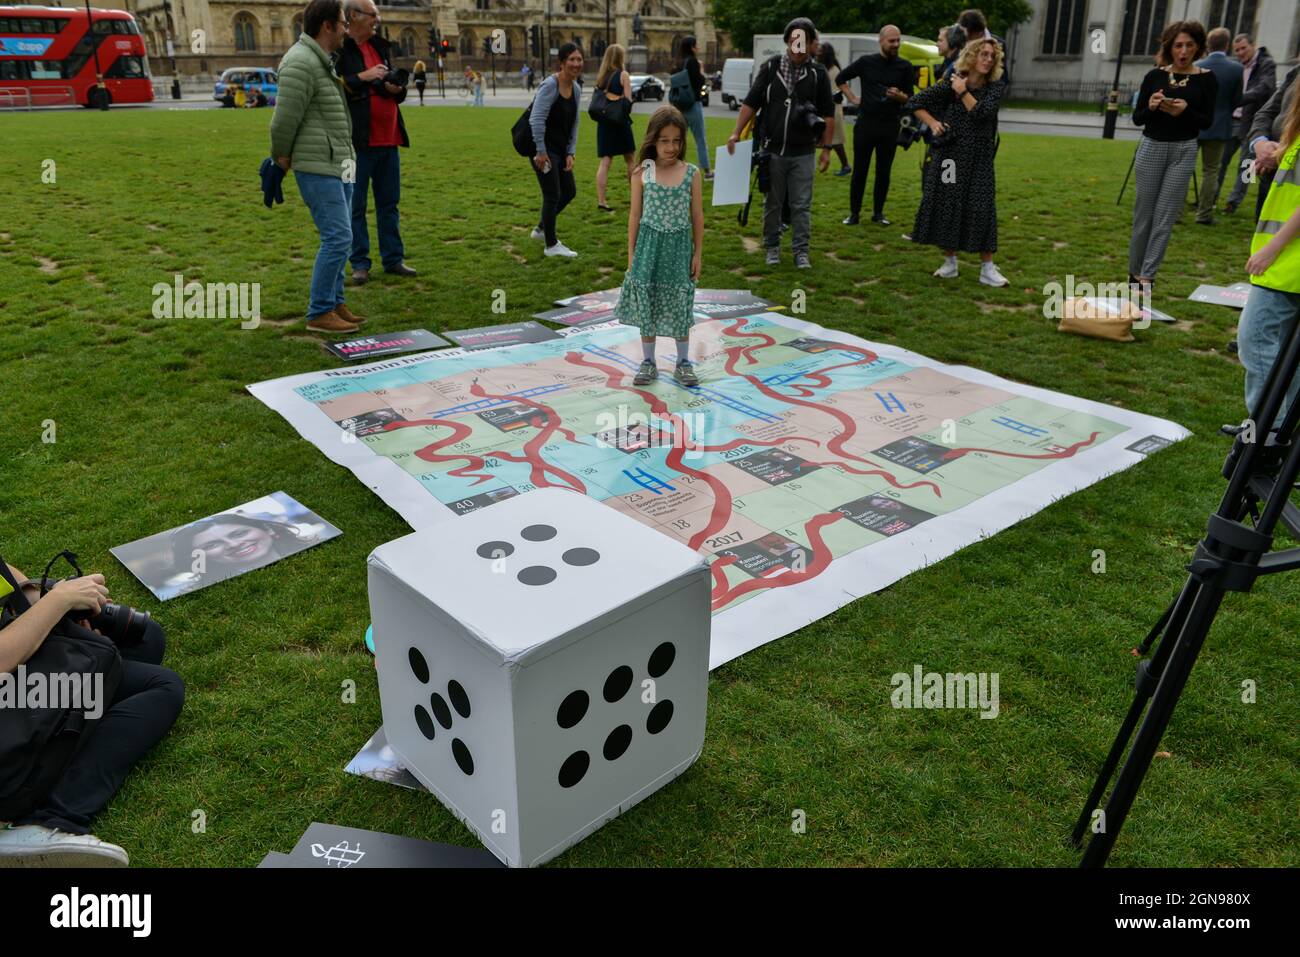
[368,487,711,866]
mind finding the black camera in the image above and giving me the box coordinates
[791,99,826,137]
[381,67,409,89]
[40,551,150,647]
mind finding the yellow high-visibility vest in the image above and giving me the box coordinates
[1251,140,1300,294]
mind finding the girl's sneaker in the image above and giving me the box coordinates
[674,361,700,387]
[530,226,545,241]
[633,360,658,386]
[933,257,959,279]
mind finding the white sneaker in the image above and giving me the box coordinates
[530,227,545,242]
[933,258,958,279]
[979,262,1009,287]
[544,242,578,259]
[0,824,129,868]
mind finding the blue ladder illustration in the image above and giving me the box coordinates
[437,384,568,418]
[623,467,676,495]
[991,415,1049,438]
[875,391,906,413]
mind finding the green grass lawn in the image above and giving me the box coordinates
[0,104,1296,868]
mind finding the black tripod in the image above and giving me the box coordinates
[1070,309,1300,866]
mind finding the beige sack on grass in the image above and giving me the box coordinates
[1057,297,1137,343]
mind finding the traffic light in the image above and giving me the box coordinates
[440,38,450,56]
[529,24,540,58]
[428,26,437,54]
[483,37,492,56]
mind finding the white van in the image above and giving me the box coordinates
[720,57,753,110]
[750,33,878,101]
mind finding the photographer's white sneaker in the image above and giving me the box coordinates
[933,257,958,279]
[979,262,1009,287]
[544,242,578,259]
[0,824,129,867]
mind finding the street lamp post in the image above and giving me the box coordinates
[84,0,108,109]
[1102,1,1134,140]
[163,0,180,100]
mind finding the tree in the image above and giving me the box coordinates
[711,0,1033,54]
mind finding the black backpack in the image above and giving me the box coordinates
[511,100,537,157]
[0,558,122,821]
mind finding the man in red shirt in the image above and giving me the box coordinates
[339,0,415,284]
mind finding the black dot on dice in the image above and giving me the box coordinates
[518,565,556,586]
[414,704,436,740]
[558,750,590,788]
[476,540,514,560]
[452,738,474,775]
[521,524,556,542]
[603,665,634,703]
[603,724,632,761]
[408,647,430,684]
[557,689,588,728]
[648,641,676,678]
[647,699,674,734]
[562,547,600,567]
[448,680,471,719]
[430,692,453,729]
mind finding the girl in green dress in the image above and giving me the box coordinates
[614,106,706,386]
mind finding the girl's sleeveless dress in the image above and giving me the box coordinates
[615,160,697,338]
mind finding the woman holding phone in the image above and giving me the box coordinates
[1129,21,1217,291]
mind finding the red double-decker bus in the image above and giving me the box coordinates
[0,5,152,108]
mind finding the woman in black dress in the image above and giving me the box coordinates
[1129,21,1216,290]
[594,43,636,211]
[907,38,1008,287]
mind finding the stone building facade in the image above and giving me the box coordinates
[88,0,730,78]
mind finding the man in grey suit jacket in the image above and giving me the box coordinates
[1245,64,1299,221]
[1194,28,1243,225]
[1222,36,1276,212]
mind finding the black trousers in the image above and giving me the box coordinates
[849,118,900,219]
[533,152,576,246]
[18,619,183,835]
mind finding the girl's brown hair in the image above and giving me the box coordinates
[637,105,688,166]
[1155,20,1207,67]
[1281,73,1300,156]
[954,37,1004,83]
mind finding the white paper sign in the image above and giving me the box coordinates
[711,139,753,206]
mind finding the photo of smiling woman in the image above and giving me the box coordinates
[110,492,341,600]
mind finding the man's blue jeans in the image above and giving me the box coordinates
[294,171,353,320]
[1238,283,1300,428]
[350,146,405,272]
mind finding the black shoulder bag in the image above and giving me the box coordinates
[0,553,122,821]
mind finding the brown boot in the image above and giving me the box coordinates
[306,310,359,334]
[335,304,367,326]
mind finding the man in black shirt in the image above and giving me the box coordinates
[726,18,836,268]
[837,24,913,225]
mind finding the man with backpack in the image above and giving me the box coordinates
[725,17,836,268]
[0,556,182,866]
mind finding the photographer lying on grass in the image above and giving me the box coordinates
[0,556,182,867]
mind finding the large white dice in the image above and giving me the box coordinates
[367,487,711,867]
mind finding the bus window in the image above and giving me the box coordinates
[30,61,62,79]
[105,56,146,78]
[0,59,22,80]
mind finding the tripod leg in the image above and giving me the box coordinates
[1117,147,1137,206]
[1069,578,1198,847]
[1081,584,1223,866]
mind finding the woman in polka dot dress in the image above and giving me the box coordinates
[614,106,706,387]
[906,37,1009,287]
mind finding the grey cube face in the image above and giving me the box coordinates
[369,488,712,866]
[511,570,711,865]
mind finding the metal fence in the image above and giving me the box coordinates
[1005,78,1141,108]
[0,85,77,109]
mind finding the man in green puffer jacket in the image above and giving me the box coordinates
[270,0,367,333]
